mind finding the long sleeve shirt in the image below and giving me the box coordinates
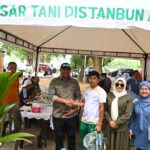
[49,76,81,118]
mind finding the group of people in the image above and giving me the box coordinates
[1,61,150,150]
[20,75,41,106]
[1,62,41,133]
[49,63,150,150]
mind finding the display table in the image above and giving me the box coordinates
[20,103,53,129]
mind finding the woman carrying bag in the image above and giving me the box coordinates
[129,81,150,150]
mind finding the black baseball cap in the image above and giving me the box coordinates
[60,63,71,70]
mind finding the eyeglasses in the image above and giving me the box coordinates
[115,83,124,88]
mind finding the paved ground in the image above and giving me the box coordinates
[1,130,136,150]
[1,130,82,150]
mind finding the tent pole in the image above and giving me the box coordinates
[35,47,40,76]
[144,54,148,80]
[84,55,87,78]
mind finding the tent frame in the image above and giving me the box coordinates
[0,28,148,79]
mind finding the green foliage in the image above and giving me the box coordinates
[40,53,52,63]
[3,44,33,65]
[0,71,22,102]
[103,57,114,67]
[0,72,11,101]
[70,55,82,69]
[3,43,66,66]
[105,59,141,71]
[0,133,34,143]
[70,55,94,69]
[40,53,65,63]
[87,57,93,67]
[0,71,33,144]
[0,104,15,119]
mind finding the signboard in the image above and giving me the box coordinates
[0,0,150,29]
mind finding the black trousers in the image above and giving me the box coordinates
[53,116,77,150]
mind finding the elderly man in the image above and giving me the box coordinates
[49,63,81,150]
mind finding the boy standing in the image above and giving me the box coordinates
[75,71,107,150]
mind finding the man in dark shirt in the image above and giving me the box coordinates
[127,70,142,96]
[99,73,111,93]
[49,63,81,150]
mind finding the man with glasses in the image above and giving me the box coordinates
[49,63,81,150]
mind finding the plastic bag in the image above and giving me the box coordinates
[83,131,105,150]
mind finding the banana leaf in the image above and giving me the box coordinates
[0,132,34,143]
[0,71,34,144]
[0,104,15,119]
[0,72,11,101]
[0,71,23,102]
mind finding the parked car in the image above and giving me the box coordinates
[85,67,94,76]
[39,64,52,75]
[108,69,134,77]
[72,69,79,78]
[50,65,57,73]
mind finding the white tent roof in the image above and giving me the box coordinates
[0,25,149,59]
[1,0,150,79]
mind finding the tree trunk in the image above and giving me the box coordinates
[78,56,85,82]
[91,56,102,73]
[27,55,33,65]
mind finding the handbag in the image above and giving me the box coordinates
[141,107,150,141]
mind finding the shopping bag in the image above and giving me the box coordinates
[83,131,105,150]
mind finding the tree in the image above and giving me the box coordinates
[89,56,113,73]
[3,44,33,65]
[40,53,52,63]
[91,56,102,73]
[103,57,114,67]
[3,44,66,66]
[70,55,114,81]
[77,56,85,82]
[70,55,82,69]
[40,53,64,63]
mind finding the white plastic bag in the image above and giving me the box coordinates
[83,131,105,150]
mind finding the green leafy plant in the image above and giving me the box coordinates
[0,71,34,143]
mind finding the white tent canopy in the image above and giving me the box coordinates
[0,0,150,79]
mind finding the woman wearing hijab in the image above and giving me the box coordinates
[105,77,133,150]
[129,81,150,150]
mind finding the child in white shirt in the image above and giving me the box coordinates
[75,71,107,150]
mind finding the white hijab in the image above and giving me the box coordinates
[111,77,127,121]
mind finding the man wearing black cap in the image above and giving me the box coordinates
[49,63,81,150]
